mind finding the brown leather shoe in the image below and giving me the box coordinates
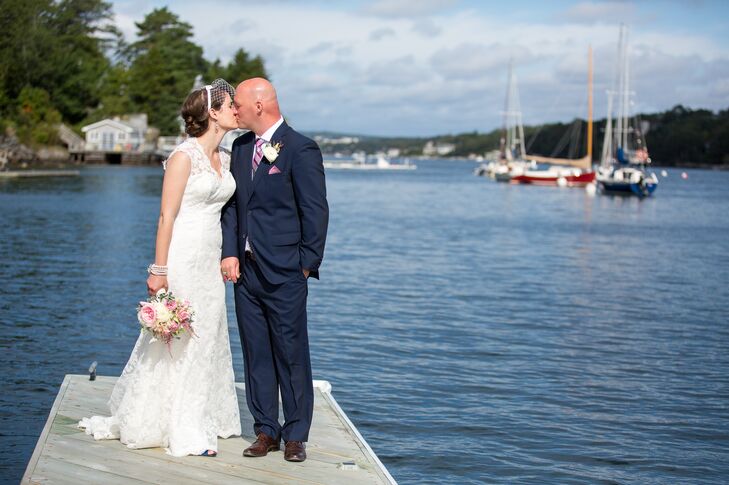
[243,432,280,457]
[284,441,306,462]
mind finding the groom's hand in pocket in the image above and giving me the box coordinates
[221,257,240,283]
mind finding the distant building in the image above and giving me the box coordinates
[81,114,150,152]
[423,140,455,156]
[314,135,360,145]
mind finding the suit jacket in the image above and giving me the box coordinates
[221,121,329,284]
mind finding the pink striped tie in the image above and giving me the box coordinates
[252,138,265,178]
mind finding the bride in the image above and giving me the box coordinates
[79,79,241,457]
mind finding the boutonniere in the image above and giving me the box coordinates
[262,142,283,163]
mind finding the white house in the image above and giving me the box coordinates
[81,114,148,151]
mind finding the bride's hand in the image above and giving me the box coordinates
[221,257,240,283]
[147,275,168,296]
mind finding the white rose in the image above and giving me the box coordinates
[153,301,172,322]
[262,144,279,162]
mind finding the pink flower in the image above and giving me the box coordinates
[177,310,189,323]
[165,299,177,311]
[138,303,157,328]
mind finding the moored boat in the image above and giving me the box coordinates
[511,46,595,188]
[596,165,657,196]
[597,25,658,198]
[475,60,530,182]
[511,166,596,186]
[324,153,416,171]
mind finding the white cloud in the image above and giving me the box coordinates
[365,56,432,86]
[109,0,729,136]
[361,0,459,18]
[563,1,637,24]
[411,18,442,37]
[369,27,397,41]
[430,43,534,81]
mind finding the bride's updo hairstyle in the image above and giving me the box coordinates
[181,78,236,137]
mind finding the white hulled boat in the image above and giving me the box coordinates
[475,60,533,182]
[597,25,658,197]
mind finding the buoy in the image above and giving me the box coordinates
[585,182,597,196]
[661,170,668,177]
[557,177,567,187]
[681,172,688,179]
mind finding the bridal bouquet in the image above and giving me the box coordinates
[137,289,195,353]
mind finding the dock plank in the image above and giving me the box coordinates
[22,375,396,485]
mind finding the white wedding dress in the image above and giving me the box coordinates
[79,137,241,456]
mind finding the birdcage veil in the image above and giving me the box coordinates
[203,78,235,111]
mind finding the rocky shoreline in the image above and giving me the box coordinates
[0,134,78,170]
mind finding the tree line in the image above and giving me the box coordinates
[0,1,266,145]
[340,105,729,167]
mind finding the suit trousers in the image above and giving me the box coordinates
[234,255,313,442]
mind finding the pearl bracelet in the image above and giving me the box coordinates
[147,264,168,276]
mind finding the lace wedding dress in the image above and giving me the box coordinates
[79,138,241,456]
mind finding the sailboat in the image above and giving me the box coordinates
[510,47,596,187]
[475,60,534,182]
[597,25,658,197]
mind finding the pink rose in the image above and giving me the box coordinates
[168,322,180,333]
[177,310,189,323]
[138,303,157,327]
[165,299,177,311]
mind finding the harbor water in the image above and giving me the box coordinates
[1,161,728,484]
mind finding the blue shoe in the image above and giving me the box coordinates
[199,450,217,457]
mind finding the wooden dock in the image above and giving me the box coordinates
[22,375,396,484]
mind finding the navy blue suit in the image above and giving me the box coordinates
[221,121,328,442]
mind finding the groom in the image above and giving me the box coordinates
[221,78,328,462]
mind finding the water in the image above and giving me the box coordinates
[1,162,728,484]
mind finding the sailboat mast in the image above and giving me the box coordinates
[601,91,613,167]
[622,26,630,151]
[515,75,526,160]
[615,25,624,154]
[587,45,593,161]
[503,59,525,161]
[504,61,513,161]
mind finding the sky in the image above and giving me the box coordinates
[109,0,729,137]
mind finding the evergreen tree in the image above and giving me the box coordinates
[0,0,55,119]
[127,7,206,134]
[0,0,114,139]
[46,0,117,122]
[205,59,228,84]
[225,49,267,83]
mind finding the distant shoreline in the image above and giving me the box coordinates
[3,156,726,172]
[3,157,161,171]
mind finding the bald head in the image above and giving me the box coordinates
[239,77,278,103]
[234,77,281,134]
